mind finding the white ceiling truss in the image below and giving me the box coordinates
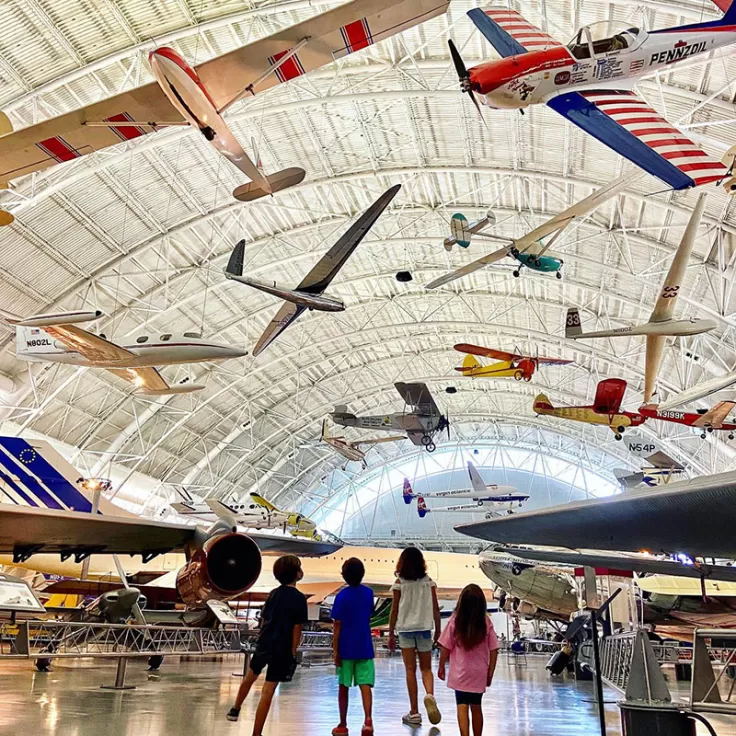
[2,0,736,527]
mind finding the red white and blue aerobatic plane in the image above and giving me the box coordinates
[450,0,736,192]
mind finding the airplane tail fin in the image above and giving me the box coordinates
[232,167,306,202]
[676,1,736,29]
[565,308,582,338]
[457,354,482,374]
[467,461,487,494]
[417,497,428,518]
[402,478,415,504]
[321,419,329,441]
[226,240,246,278]
[0,436,127,515]
[450,213,472,248]
[250,492,278,512]
[533,394,554,414]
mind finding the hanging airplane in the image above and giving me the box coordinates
[6,310,246,395]
[0,0,449,223]
[443,211,496,251]
[639,400,736,440]
[417,497,507,519]
[455,343,572,381]
[331,382,450,452]
[171,492,320,539]
[533,378,646,440]
[225,184,400,355]
[402,463,528,506]
[320,420,404,468]
[565,195,714,402]
[449,3,736,192]
[426,170,640,290]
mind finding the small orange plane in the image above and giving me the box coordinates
[455,344,572,382]
[534,378,646,440]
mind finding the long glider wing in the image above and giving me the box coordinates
[548,91,728,190]
[253,302,306,356]
[693,400,736,428]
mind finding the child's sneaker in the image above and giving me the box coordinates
[226,707,240,722]
[402,712,422,726]
[361,719,374,736]
[424,694,441,725]
[332,726,349,736]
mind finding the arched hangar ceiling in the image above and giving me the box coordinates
[2,0,736,513]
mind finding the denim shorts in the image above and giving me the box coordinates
[398,630,433,652]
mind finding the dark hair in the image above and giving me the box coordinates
[454,584,488,651]
[395,547,427,581]
[273,555,302,585]
[342,557,365,586]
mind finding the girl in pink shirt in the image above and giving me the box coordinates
[438,584,499,736]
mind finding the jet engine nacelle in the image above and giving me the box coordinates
[176,531,262,608]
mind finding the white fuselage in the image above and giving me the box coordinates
[480,27,736,110]
[148,48,267,190]
[417,487,524,502]
[572,317,716,339]
[17,329,245,368]
[324,438,366,463]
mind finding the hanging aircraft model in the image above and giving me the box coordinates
[534,378,646,440]
[455,343,572,381]
[565,195,714,402]
[225,184,400,355]
[6,311,246,395]
[426,170,641,290]
[171,492,320,539]
[320,420,404,468]
[402,463,528,507]
[417,496,507,519]
[331,382,449,452]
[639,400,736,440]
[443,211,496,251]
[0,0,449,223]
[449,3,736,192]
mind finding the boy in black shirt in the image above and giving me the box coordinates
[227,555,308,732]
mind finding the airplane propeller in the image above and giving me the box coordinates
[448,39,486,126]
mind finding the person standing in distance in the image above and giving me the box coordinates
[227,555,308,733]
[331,558,375,736]
[388,546,442,726]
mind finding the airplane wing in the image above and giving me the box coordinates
[650,194,706,322]
[455,470,736,558]
[42,324,133,363]
[0,84,179,186]
[107,366,172,394]
[548,91,728,191]
[426,172,636,290]
[593,378,627,414]
[536,357,574,366]
[0,503,341,560]
[493,547,736,584]
[253,302,306,356]
[295,184,401,294]
[645,450,684,471]
[0,0,448,186]
[454,344,518,361]
[467,7,563,58]
[693,400,736,428]
[395,382,440,416]
[196,0,450,109]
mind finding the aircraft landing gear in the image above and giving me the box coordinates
[201,125,216,141]
[614,433,623,441]
[426,441,436,453]
[701,432,707,439]
[729,433,734,440]
[421,434,432,446]
[514,370,523,381]
[513,269,521,278]
[556,271,562,279]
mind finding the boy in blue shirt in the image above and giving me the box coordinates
[331,558,375,736]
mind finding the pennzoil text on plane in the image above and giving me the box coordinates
[0,0,450,224]
[449,1,736,192]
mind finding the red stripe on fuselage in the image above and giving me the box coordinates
[341,18,372,53]
[470,46,573,94]
[151,46,217,109]
[694,174,726,185]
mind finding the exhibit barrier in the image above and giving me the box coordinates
[690,628,736,715]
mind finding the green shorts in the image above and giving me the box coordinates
[337,658,375,687]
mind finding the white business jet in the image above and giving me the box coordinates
[8,310,246,395]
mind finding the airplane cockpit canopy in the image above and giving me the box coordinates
[567,22,646,60]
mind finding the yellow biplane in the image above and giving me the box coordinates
[455,344,572,381]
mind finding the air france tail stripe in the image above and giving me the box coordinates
[0,444,64,509]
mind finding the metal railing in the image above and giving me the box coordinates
[690,628,736,715]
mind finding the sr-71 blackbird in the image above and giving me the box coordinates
[0,0,448,224]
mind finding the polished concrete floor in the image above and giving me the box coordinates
[0,654,730,735]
